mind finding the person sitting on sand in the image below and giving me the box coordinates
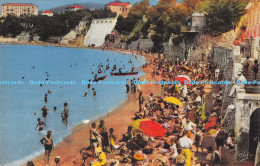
[35,118,46,131]
[131,134,147,150]
[26,161,35,166]
[120,126,134,143]
[156,139,171,153]
[91,147,106,166]
[40,131,54,164]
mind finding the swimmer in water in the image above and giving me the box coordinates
[54,107,57,111]
[84,92,88,97]
[41,105,49,118]
[44,94,48,103]
[92,88,96,96]
[35,118,46,131]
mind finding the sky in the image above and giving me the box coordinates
[0,0,160,11]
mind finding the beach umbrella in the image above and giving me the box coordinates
[130,119,166,137]
[163,97,182,106]
[174,75,191,86]
[130,119,151,131]
[181,66,192,72]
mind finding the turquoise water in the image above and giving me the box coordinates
[0,44,146,165]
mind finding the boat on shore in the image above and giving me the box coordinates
[93,75,107,82]
[112,72,138,76]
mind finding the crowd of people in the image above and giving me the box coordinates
[80,57,236,166]
[28,54,238,166]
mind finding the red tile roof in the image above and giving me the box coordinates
[2,3,37,7]
[106,1,130,6]
[66,5,84,9]
[42,11,53,14]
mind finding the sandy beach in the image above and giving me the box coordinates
[30,50,160,166]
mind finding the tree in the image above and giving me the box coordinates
[196,0,247,34]
[129,0,150,18]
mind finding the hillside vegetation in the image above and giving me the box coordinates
[115,0,249,46]
[0,9,116,41]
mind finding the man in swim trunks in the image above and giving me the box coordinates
[41,105,49,118]
[40,131,54,164]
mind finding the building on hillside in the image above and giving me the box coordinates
[191,12,206,32]
[65,5,84,12]
[41,11,54,16]
[105,1,132,18]
[1,3,38,17]
[245,0,260,61]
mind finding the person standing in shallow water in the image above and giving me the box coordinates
[63,103,69,125]
[40,131,54,164]
[44,94,48,103]
[41,105,49,118]
[35,118,46,131]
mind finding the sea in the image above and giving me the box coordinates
[0,44,146,165]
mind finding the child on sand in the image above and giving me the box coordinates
[109,128,116,152]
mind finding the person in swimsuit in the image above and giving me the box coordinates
[90,122,101,157]
[41,105,49,118]
[63,103,69,125]
[44,94,48,103]
[40,131,54,164]
[35,118,46,131]
[92,88,96,96]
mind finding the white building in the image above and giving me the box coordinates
[41,11,54,16]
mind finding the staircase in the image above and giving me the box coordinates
[245,61,260,94]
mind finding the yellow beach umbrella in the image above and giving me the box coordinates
[164,97,182,106]
[183,66,192,72]
[130,119,151,131]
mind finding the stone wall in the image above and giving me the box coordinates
[127,39,154,52]
[164,33,198,63]
[234,94,260,161]
[210,46,232,70]
[221,57,235,132]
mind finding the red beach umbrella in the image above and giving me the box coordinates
[139,121,166,138]
[174,75,191,86]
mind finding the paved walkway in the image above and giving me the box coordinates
[193,84,236,165]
